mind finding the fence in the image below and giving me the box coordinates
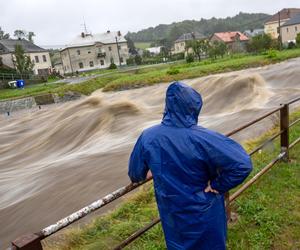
[0,72,47,81]
[10,97,300,250]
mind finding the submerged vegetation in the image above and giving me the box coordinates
[45,110,300,250]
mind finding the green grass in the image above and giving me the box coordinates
[0,82,67,100]
[135,42,152,49]
[45,110,300,250]
[2,48,300,101]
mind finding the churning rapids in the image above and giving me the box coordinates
[0,58,300,248]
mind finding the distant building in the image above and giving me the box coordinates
[0,39,51,75]
[146,46,162,55]
[210,31,249,53]
[60,31,129,74]
[264,8,300,39]
[281,13,300,45]
[243,29,264,37]
[173,32,206,55]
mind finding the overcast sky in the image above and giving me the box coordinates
[1,0,299,45]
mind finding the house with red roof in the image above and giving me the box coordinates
[210,31,249,53]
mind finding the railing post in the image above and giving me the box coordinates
[280,104,289,161]
[225,192,231,221]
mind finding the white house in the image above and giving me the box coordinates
[60,31,129,74]
[0,39,51,75]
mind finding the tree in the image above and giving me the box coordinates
[0,27,10,39]
[296,33,300,48]
[125,35,137,54]
[14,30,26,39]
[247,34,272,53]
[186,39,209,61]
[13,44,34,74]
[208,41,227,59]
[134,55,142,65]
[27,31,35,43]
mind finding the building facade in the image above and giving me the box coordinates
[0,39,51,75]
[281,14,300,45]
[173,32,206,55]
[264,8,300,39]
[60,31,129,74]
[210,32,249,53]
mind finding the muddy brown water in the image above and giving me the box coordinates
[0,58,300,249]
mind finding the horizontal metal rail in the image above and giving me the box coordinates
[226,107,281,137]
[289,136,300,149]
[289,117,300,128]
[286,96,300,105]
[249,130,284,156]
[41,177,153,237]
[113,218,161,250]
[229,152,285,202]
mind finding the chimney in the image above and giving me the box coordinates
[107,30,110,33]
[81,32,85,38]
[117,31,121,36]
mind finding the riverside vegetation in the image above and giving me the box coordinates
[1,48,300,101]
[45,109,300,250]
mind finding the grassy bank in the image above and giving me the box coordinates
[1,48,300,101]
[46,110,300,250]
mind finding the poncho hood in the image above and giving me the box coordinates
[162,81,203,128]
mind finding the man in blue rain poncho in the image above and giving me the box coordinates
[128,82,252,250]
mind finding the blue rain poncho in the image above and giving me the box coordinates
[128,82,252,250]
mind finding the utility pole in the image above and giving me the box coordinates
[115,36,122,66]
[278,11,282,50]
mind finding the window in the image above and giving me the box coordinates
[100,60,104,65]
[77,50,80,55]
[35,56,39,63]
[108,46,112,51]
[287,28,289,33]
[110,57,114,63]
[88,51,91,54]
[295,26,298,32]
[89,61,94,67]
[118,45,121,50]
[42,55,47,62]
[79,62,83,68]
[120,57,124,63]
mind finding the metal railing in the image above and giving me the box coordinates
[10,97,300,250]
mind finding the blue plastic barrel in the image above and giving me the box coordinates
[16,79,25,88]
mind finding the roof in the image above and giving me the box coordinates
[146,46,162,54]
[64,31,127,49]
[175,32,206,43]
[0,39,47,54]
[282,13,300,27]
[213,32,249,43]
[244,29,264,37]
[265,8,300,24]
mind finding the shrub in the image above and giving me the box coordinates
[186,53,194,63]
[288,41,296,49]
[296,33,300,48]
[265,49,279,60]
[170,52,185,61]
[126,57,135,65]
[166,68,180,75]
[108,63,117,70]
[134,55,142,65]
[247,34,273,53]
